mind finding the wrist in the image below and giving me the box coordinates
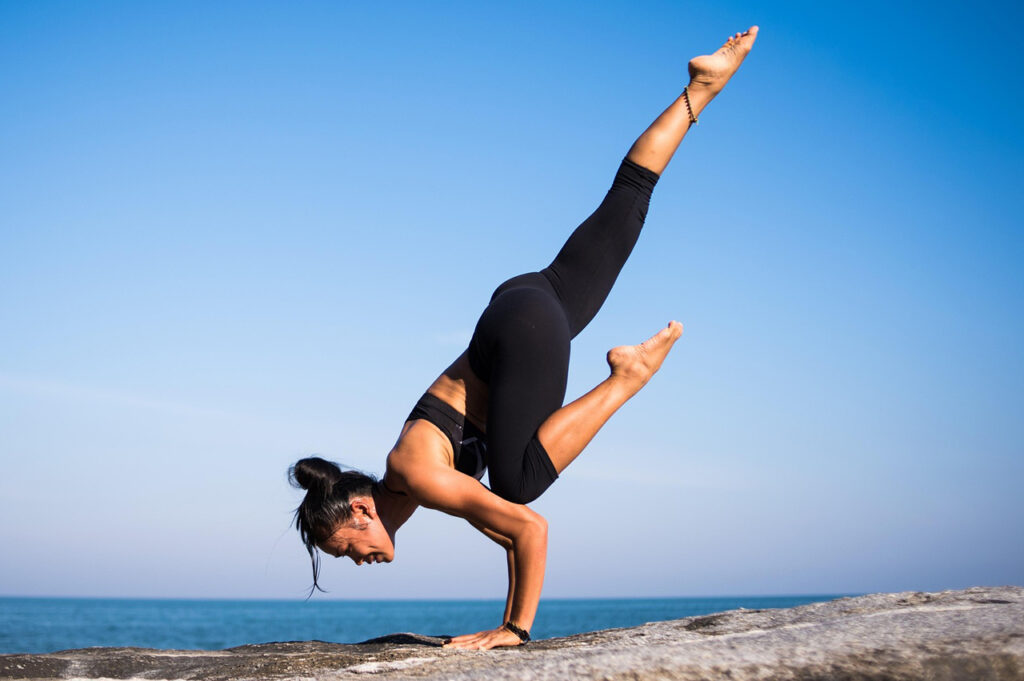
[503,620,531,644]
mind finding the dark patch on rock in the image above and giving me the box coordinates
[683,613,725,630]
[895,591,940,606]
[358,633,449,646]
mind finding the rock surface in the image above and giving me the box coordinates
[2,586,1022,680]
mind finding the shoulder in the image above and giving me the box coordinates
[386,419,453,490]
[389,422,491,516]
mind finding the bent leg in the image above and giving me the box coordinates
[469,287,683,501]
[539,321,682,475]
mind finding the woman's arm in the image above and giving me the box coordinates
[468,519,516,624]
[400,463,547,649]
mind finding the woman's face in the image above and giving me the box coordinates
[319,498,395,566]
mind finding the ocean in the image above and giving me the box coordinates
[0,595,852,655]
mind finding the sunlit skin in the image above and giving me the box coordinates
[316,27,759,650]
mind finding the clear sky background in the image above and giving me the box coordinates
[1,0,1021,601]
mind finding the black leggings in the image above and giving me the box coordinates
[467,156,660,504]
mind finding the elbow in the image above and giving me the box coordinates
[520,510,547,544]
[511,513,547,556]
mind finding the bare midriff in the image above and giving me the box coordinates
[424,350,489,433]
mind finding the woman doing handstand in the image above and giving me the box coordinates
[288,27,759,650]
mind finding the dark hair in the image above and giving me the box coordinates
[287,456,378,596]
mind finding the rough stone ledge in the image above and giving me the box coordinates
[2,585,1022,680]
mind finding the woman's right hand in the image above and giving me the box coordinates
[443,626,524,651]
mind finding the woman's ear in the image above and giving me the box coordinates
[349,496,376,523]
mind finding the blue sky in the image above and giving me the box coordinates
[1,0,1021,600]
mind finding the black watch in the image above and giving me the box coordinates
[503,620,531,643]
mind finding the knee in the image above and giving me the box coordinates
[490,437,559,505]
[490,479,541,506]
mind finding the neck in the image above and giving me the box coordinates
[372,481,418,541]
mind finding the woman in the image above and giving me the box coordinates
[288,27,759,650]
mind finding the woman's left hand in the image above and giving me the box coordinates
[442,626,524,650]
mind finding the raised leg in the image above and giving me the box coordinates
[537,321,682,474]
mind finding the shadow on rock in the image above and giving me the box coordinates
[358,632,449,646]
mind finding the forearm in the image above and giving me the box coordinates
[466,519,517,624]
[508,516,548,631]
[503,548,516,623]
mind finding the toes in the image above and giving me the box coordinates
[652,322,682,344]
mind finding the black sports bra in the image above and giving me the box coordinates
[405,392,488,481]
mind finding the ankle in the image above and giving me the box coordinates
[607,369,647,394]
[683,81,716,116]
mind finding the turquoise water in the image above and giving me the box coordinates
[0,595,853,654]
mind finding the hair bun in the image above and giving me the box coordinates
[288,457,343,497]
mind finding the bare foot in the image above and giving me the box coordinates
[687,25,759,96]
[607,321,684,388]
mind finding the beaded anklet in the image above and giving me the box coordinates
[682,86,699,126]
